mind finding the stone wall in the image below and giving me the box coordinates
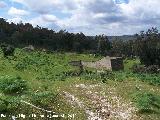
[69,57,124,71]
[82,57,112,70]
[110,57,124,71]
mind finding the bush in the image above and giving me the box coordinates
[146,65,159,74]
[136,28,160,66]
[0,44,15,57]
[0,97,21,113]
[81,70,115,83]
[114,71,129,81]
[30,91,56,107]
[132,64,146,73]
[132,92,160,113]
[14,62,28,71]
[138,74,160,86]
[0,76,27,94]
[0,100,7,112]
[132,64,160,74]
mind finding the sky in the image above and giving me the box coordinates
[0,0,159,36]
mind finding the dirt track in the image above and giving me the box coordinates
[62,84,140,120]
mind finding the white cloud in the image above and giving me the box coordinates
[0,1,7,8]
[28,15,59,28]
[11,0,25,5]
[8,7,29,16]
[42,14,58,22]
[29,16,48,26]
[7,17,24,24]
[9,0,160,35]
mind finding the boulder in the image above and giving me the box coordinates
[23,45,34,52]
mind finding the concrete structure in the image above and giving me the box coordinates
[81,56,124,71]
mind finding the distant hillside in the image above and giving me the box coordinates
[89,35,136,41]
[108,35,136,41]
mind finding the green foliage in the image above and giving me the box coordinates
[81,70,115,83]
[136,74,160,86]
[131,64,146,73]
[10,49,100,81]
[136,28,160,66]
[114,71,130,81]
[132,64,160,74]
[132,92,160,113]
[0,100,7,112]
[0,75,27,94]
[113,71,160,86]
[96,35,111,56]
[110,27,160,66]
[0,44,15,57]
[30,91,56,107]
[0,18,107,53]
[15,62,28,71]
[123,58,140,71]
[6,97,21,112]
[110,39,135,57]
[0,97,20,112]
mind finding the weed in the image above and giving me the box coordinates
[0,97,20,113]
[132,92,160,113]
[0,75,27,94]
[81,70,115,83]
[30,91,56,108]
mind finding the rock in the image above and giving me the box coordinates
[23,45,34,52]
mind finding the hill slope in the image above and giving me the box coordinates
[0,49,159,120]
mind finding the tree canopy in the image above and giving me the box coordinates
[0,18,110,55]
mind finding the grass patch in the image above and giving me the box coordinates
[124,58,140,71]
[132,92,160,114]
[0,49,159,120]
[0,75,27,94]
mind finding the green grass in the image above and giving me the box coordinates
[124,58,140,71]
[132,92,160,113]
[0,49,100,119]
[0,49,159,120]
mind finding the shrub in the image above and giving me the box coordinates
[132,64,160,74]
[0,100,7,112]
[132,64,146,73]
[6,97,20,112]
[136,28,160,66]
[146,65,159,74]
[14,62,28,71]
[114,71,129,81]
[0,44,15,57]
[30,91,56,107]
[132,92,160,113]
[138,74,160,86]
[81,70,115,83]
[0,76,27,94]
[99,70,115,83]
[0,97,20,112]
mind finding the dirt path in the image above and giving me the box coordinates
[62,84,139,120]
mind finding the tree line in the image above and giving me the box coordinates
[0,18,160,66]
[0,18,110,54]
[110,27,160,66]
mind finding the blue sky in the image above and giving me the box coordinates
[0,0,160,35]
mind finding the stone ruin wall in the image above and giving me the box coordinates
[69,57,124,71]
[82,57,112,70]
